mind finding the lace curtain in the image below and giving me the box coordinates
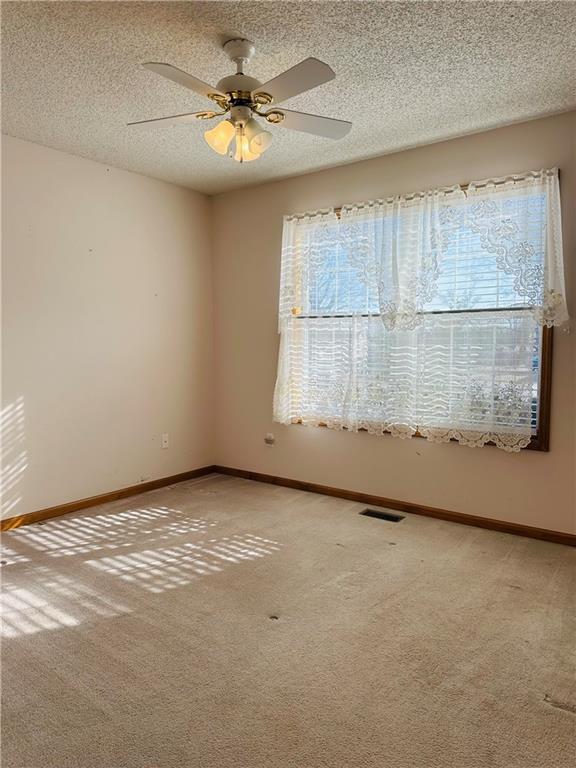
[273,169,567,451]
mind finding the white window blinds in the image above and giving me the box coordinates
[273,169,567,452]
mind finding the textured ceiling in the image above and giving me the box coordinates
[2,1,576,195]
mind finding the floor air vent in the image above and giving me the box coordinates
[360,508,405,523]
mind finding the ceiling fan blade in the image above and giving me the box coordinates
[273,108,352,139]
[143,62,224,99]
[253,58,335,104]
[127,110,216,127]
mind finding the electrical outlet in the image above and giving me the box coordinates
[161,433,169,449]
[264,433,275,446]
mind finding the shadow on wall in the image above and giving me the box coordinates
[0,499,283,638]
[1,396,28,519]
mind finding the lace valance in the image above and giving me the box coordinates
[279,169,567,330]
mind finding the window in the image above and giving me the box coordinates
[273,169,567,452]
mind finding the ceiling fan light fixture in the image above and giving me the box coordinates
[204,119,235,155]
[131,41,353,161]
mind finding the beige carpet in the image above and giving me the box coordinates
[1,473,574,768]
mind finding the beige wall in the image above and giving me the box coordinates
[3,115,575,533]
[212,112,576,535]
[1,136,214,519]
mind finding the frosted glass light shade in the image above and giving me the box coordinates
[204,120,235,155]
[244,118,272,154]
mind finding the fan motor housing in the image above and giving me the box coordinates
[216,73,261,96]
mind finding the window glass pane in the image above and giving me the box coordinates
[303,192,547,316]
[291,313,540,436]
[305,234,378,315]
[426,192,547,312]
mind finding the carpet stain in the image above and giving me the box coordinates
[543,693,576,714]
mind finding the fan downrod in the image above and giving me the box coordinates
[222,38,256,73]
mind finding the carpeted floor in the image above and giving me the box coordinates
[1,473,575,768]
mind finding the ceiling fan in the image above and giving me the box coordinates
[128,39,352,163]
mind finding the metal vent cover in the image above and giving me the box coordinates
[360,508,405,523]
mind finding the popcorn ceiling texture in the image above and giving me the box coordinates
[2,1,576,195]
